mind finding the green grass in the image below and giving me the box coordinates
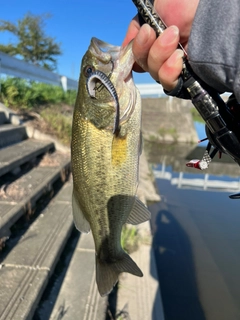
[40,107,72,146]
[0,77,76,109]
[121,225,140,254]
[158,127,179,141]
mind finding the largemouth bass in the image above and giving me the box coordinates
[71,37,151,296]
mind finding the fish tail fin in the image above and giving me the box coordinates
[96,251,143,296]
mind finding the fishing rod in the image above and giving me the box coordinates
[132,0,240,199]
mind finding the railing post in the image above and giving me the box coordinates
[60,76,67,92]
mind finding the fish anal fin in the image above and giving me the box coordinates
[96,251,143,296]
[72,190,90,233]
[126,197,151,225]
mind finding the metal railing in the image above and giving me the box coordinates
[136,83,164,97]
[153,168,240,192]
[0,51,78,91]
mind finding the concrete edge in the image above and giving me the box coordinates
[0,159,71,237]
[117,234,165,320]
[117,216,165,319]
[0,111,8,125]
[0,102,70,153]
[137,151,161,204]
[25,125,70,154]
[0,125,28,148]
[0,140,55,177]
[0,103,22,125]
[49,233,108,320]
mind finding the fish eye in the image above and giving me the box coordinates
[84,65,95,77]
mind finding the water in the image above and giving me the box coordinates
[147,136,240,320]
[194,121,208,146]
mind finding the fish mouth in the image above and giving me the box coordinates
[117,41,136,125]
[89,38,137,129]
[90,38,121,65]
[90,37,134,80]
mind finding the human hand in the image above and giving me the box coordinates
[123,0,199,92]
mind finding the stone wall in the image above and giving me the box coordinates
[141,97,198,144]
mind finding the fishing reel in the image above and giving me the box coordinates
[186,94,240,199]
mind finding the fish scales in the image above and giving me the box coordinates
[72,116,139,240]
[71,37,151,296]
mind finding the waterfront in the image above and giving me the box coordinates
[147,141,240,320]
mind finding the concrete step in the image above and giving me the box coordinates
[0,139,54,177]
[0,151,70,237]
[0,124,28,148]
[0,111,8,125]
[0,103,21,125]
[0,182,74,320]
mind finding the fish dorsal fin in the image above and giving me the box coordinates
[126,197,151,225]
[72,190,90,233]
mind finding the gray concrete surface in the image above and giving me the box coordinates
[0,139,54,176]
[142,97,198,143]
[0,124,28,148]
[0,105,74,319]
[117,241,165,320]
[0,182,74,320]
[0,102,22,125]
[0,111,8,125]
[0,157,70,237]
[49,233,108,320]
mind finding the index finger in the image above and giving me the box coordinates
[122,15,140,47]
[122,15,146,72]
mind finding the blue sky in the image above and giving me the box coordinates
[0,0,155,84]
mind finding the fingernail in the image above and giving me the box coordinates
[167,49,184,67]
[136,23,151,46]
[175,49,184,60]
[160,26,179,46]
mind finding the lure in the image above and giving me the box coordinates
[86,69,120,135]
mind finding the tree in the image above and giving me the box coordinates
[0,13,62,71]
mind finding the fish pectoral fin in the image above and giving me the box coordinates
[72,191,90,233]
[126,197,151,225]
[96,251,143,296]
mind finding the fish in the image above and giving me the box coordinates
[71,37,151,296]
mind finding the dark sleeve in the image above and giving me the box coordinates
[188,0,240,103]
